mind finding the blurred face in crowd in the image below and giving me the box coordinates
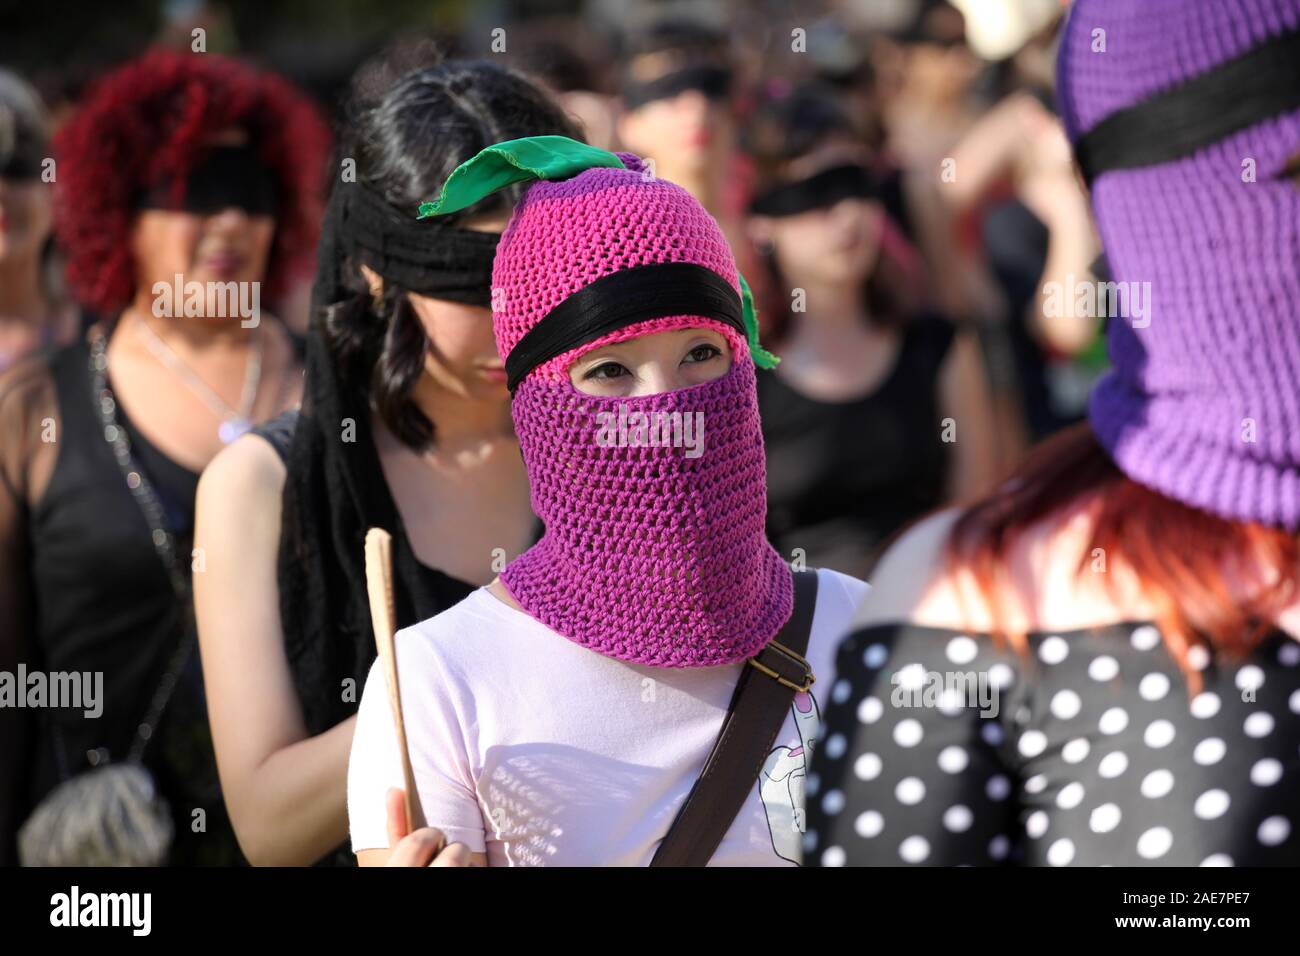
[749,138,885,288]
[128,128,275,319]
[0,165,52,263]
[905,6,982,104]
[618,54,735,178]
[568,325,732,398]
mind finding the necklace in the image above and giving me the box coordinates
[132,312,263,443]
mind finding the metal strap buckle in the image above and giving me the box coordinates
[748,640,815,693]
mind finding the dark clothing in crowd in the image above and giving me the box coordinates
[759,315,955,578]
[2,339,243,866]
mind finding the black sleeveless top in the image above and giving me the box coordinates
[250,407,488,607]
[758,316,956,578]
[27,340,243,865]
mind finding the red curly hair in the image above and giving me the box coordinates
[52,48,331,316]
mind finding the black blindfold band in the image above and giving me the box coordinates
[1073,26,1300,187]
[623,64,733,110]
[137,143,279,216]
[329,182,500,307]
[0,151,45,181]
[748,163,879,217]
[504,261,747,393]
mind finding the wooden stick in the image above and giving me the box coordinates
[364,527,426,833]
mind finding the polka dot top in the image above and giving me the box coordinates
[805,621,1300,866]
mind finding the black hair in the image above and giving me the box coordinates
[743,80,857,179]
[621,15,733,94]
[626,17,730,60]
[0,68,49,178]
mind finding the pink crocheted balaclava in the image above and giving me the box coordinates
[419,137,793,667]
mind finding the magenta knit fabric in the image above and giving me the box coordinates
[1058,0,1300,529]
[493,151,794,666]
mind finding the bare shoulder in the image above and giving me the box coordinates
[854,508,973,630]
[196,430,287,521]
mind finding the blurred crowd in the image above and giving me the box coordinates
[6,0,1293,870]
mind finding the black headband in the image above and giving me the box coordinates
[748,163,879,217]
[326,181,500,305]
[623,63,733,110]
[137,143,279,216]
[1,145,44,181]
[1073,27,1300,186]
[504,261,746,392]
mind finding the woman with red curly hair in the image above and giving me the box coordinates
[0,49,328,865]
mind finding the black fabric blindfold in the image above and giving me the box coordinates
[137,143,279,216]
[320,181,500,308]
[1,150,44,181]
[748,163,879,217]
[623,64,733,110]
[1073,27,1300,186]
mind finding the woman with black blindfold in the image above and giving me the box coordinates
[192,49,579,866]
[745,84,1002,580]
[0,50,328,865]
[616,19,771,310]
[0,70,78,372]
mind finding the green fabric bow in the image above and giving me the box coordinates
[417,134,778,369]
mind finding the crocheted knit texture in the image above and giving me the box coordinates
[1058,0,1300,529]
[493,150,794,666]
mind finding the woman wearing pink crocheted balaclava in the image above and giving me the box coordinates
[346,137,869,866]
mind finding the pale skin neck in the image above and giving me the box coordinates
[486,576,523,611]
[0,252,48,324]
[781,274,876,348]
[120,292,256,355]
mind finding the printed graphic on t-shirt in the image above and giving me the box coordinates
[758,689,821,864]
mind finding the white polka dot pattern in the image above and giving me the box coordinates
[805,622,1300,866]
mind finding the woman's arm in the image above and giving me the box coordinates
[938,329,1003,503]
[1024,174,1102,356]
[193,434,355,866]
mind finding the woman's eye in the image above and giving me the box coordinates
[584,361,628,381]
[684,344,721,364]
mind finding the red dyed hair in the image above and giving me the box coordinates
[947,423,1299,688]
[52,49,331,316]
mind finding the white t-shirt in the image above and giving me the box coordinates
[348,567,868,866]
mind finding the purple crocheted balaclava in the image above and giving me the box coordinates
[419,137,793,667]
[1058,0,1300,529]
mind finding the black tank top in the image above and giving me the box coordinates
[758,315,956,578]
[27,339,243,864]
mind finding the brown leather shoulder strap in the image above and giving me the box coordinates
[650,568,820,867]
